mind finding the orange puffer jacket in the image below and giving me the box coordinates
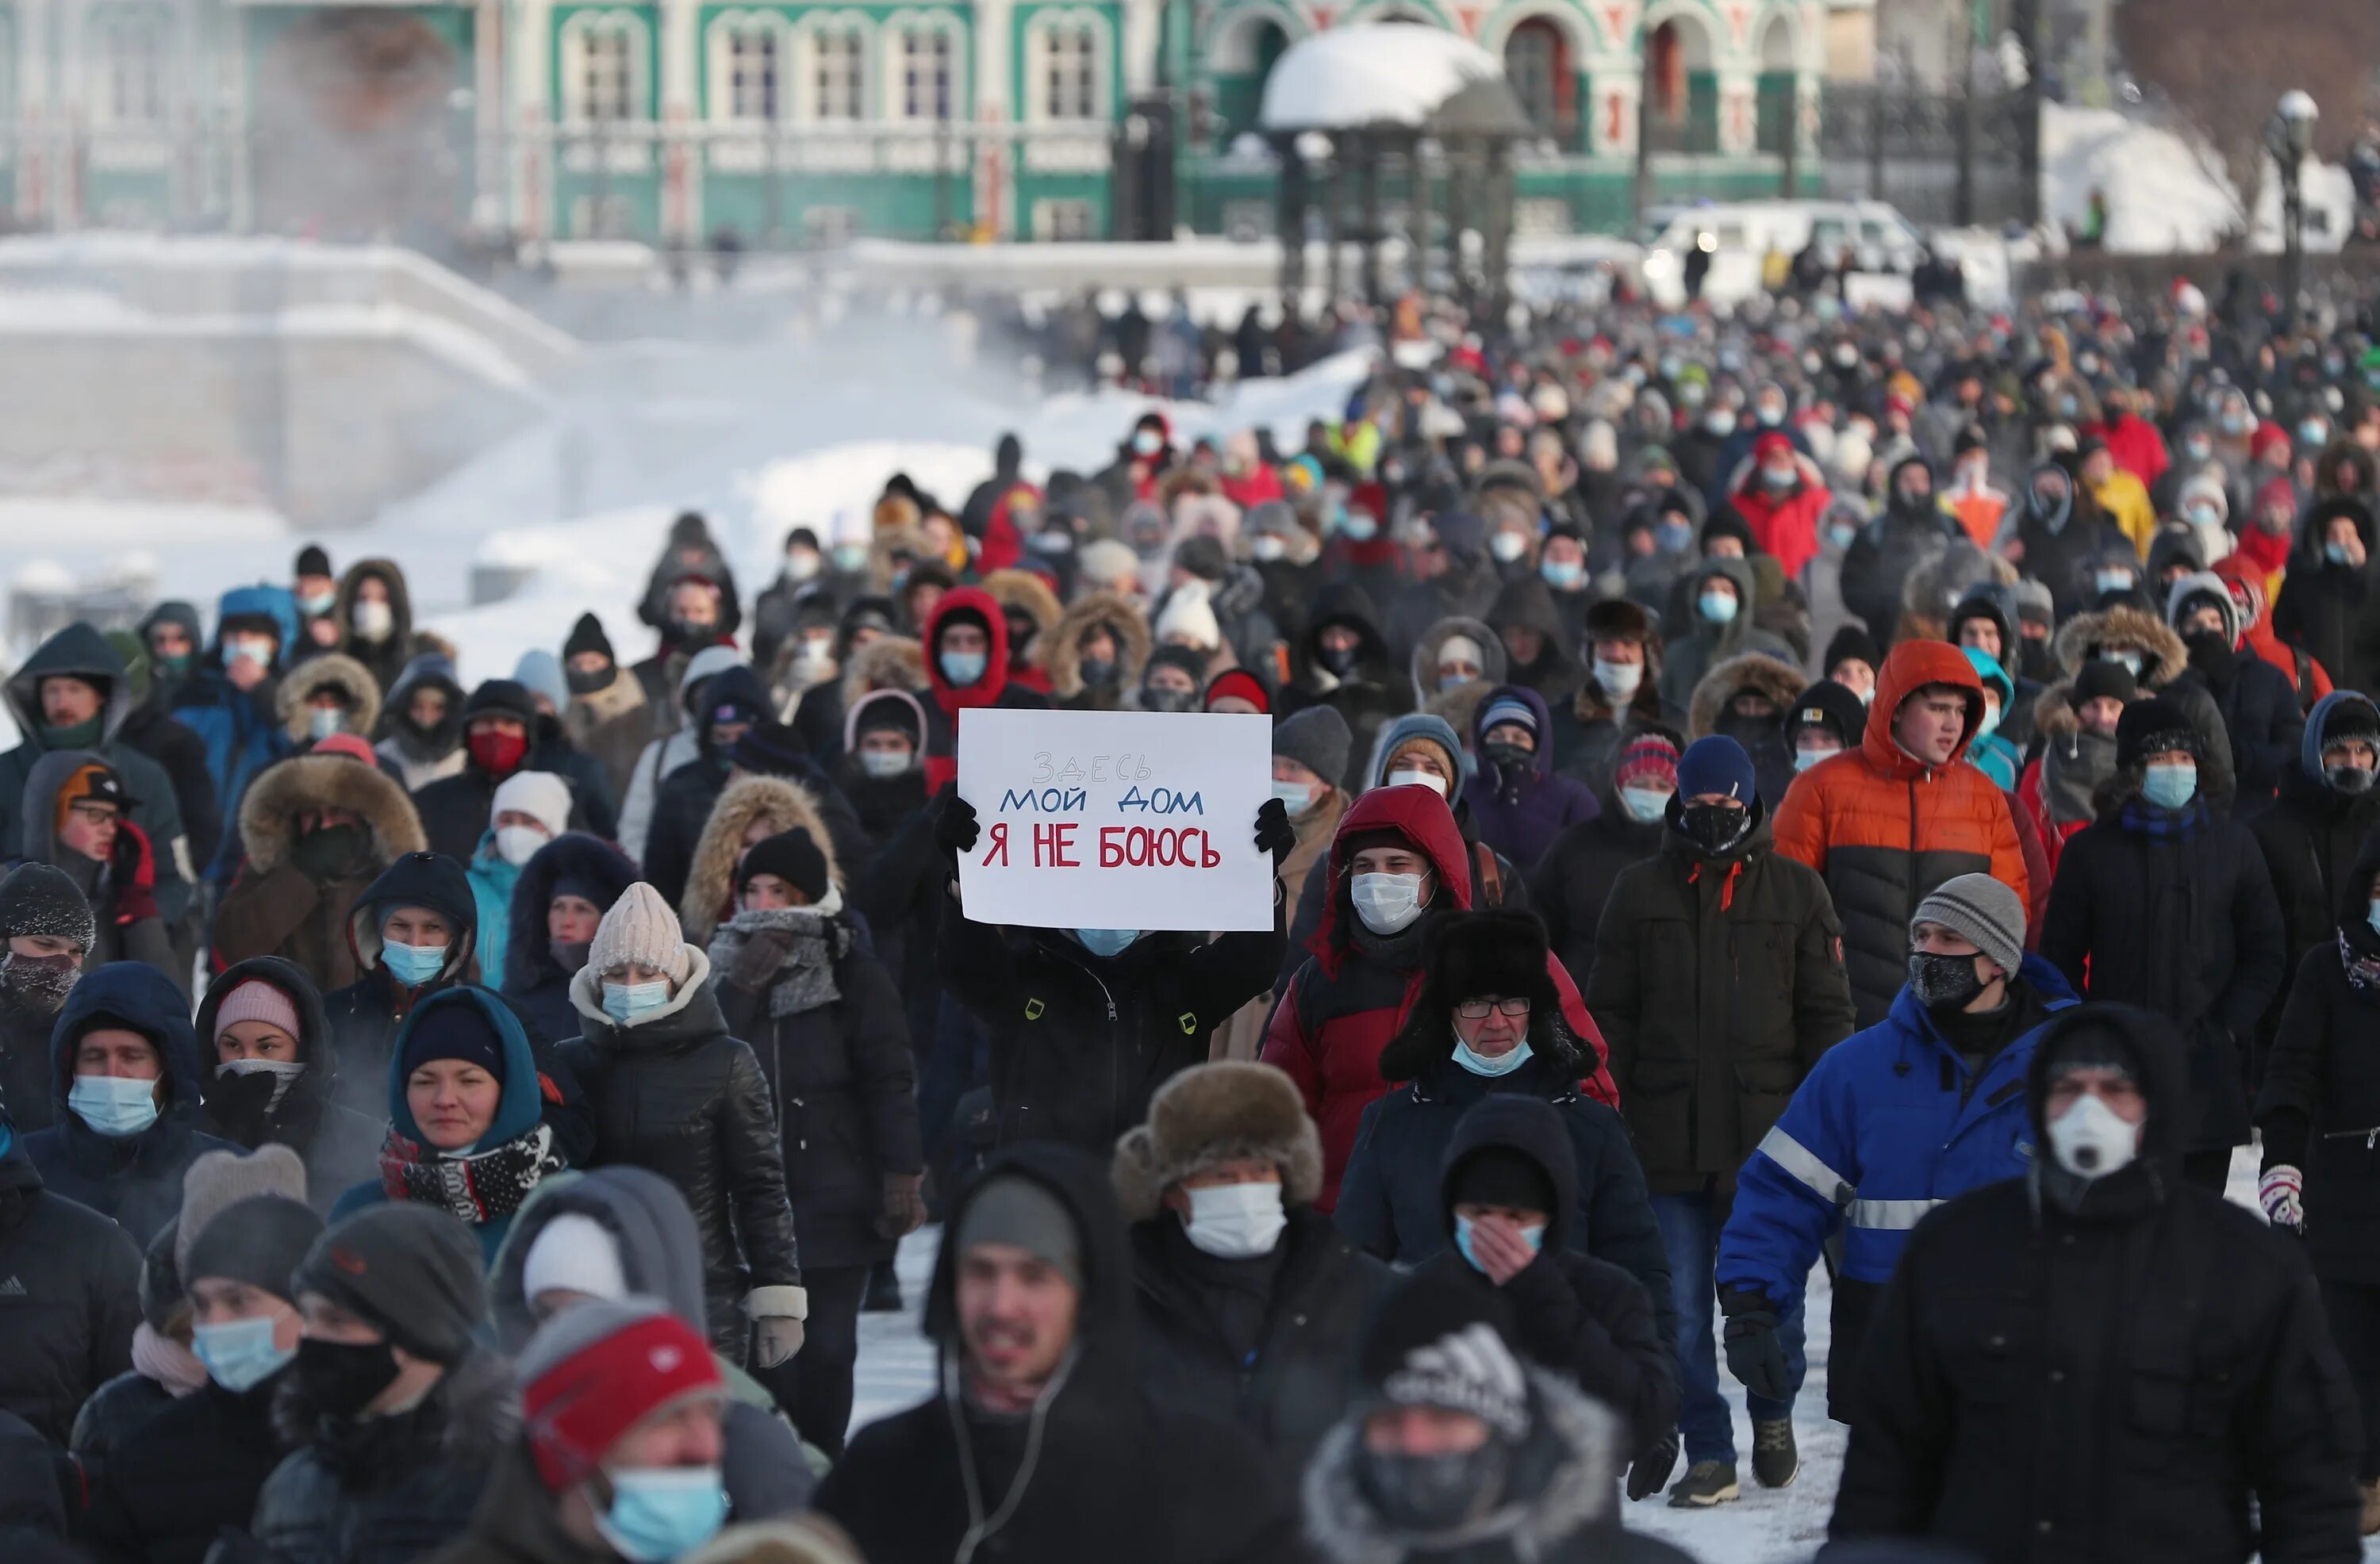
[1772,640,2029,1025]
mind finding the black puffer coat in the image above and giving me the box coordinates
[559,949,803,1350]
[1527,795,1666,986]
[711,907,922,1272]
[2249,693,2380,972]
[0,994,60,1134]
[86,1367,290,1564]
[2177,637,2304,815]
[1833,1005,2361,1564]
[2272,497,2375,692]
[195,957,382,1217]
[0,1130,141,1446]
[1584,803,1856,1194]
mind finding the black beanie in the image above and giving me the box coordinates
[1449,1148,1555,1218]
[1824,624,1880,674]
[739,827,830,903]
[1143,644,1210,688]
[783,526,820,552]
[1357,1269,1532,1442]
[1173,535,1230,583]
[294,1204,488,1365]
[397,998,507,1084]
[295,545,332,579]
[2115,696,2199,771]
[2320,696,2380,750]
[563,613,614,665]
[185,1194,324,1299]
[850,692,922,746]
[139,1221,183,1331]
[2039,1013,2143,1087]
[2072,660,2137,707]
[729,720,809,780]
[463,680,539,725]
[0,861,98,951]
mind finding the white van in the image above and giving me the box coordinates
[1637,200,1928,307]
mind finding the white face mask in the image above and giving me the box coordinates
[1351,871,1427,934]
[2048,1091,2140,1180]
[859,749,913,779]
[1181,1181,1287,1259]
[1385,769,1446,797]
[1594,659,1644,700]
[351,599,394,643]
[495,825,548,868]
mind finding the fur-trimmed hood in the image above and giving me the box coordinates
[1410,616,1509,708]
[1046,590,1154,700]
[332,558,414,646]
[274,652,385,744]
[1111,1061,1322,1222]
[2032,679,2080,738]
[503,832,639,994]
[1686,651,1805,742]
[2052,604,2188,686]
[678,775,838,945]
[1303,1365,1626,1564]
[839,635,926,714]
[979,569,1064,654]
[237,752,426,873]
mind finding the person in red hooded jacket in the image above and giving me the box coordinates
[1726,432,1831,583]
[2213,551,2332,706]
[1259,784,1616,1212]
[917,586,1049,792]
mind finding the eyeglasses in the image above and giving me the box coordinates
[1455,998,1531,1020]
[67,803,118,825]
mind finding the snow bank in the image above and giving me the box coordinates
[2042,103,2353,255]
[1261,25,1506,132]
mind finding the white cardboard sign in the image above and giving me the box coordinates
[954,707,1273,932]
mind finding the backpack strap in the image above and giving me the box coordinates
[1471,840,1505,907]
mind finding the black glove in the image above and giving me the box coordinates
[202,1069,280,1144]
[1626,1429,1680,1502]
[932,789,980,859]
[289,822,368,884]
[1254,797,1294,867]
[1721,1289,1792,1403]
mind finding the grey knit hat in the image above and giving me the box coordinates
[185,1194,324,1300]
[1272,706,1353,788]
[955,1175,1081,1293]
[176,1144,308,1277]
[589,881,693,983]
[1911,872,2025,979]
[294,1203,488,1365]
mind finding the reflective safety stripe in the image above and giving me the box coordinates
[1756,1128,1853,1206]
[1847,1198,1944,1231]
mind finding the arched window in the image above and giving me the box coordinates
[896,23,954,121]
[1502,17,1569,140]
[1025,10,1110,123]
[89,6,167,128]
[813,29,865,120]
[561,12,650,123]
[727,25,780,119]
[1643,13,1716,154]
[1756,14,1795,155]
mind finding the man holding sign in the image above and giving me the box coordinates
[929,707,1293,1157]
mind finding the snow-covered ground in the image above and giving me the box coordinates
[2043,102,2356,255]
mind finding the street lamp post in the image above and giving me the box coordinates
[2267,89,2318,332]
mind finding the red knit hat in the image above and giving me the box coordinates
[520,1301,723,1490]
[1752,431,1793,463]
[1203,669,1271,715]
[1614,734,1681,792]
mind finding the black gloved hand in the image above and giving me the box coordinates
[932,789,980,859]
[1626,1428,1680,1502]
[1721,1288,1792,1402]
[1254,797,1294,867]
[203,1068,279,1144]
[290,822,368,884]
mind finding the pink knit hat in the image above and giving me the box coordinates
[214,979,301,1045]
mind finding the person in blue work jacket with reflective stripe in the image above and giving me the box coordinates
[1713,872,2077,1423]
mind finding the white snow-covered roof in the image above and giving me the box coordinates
[1258,25,1513,132]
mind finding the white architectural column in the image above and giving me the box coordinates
[16,0,52,220]
[974,0,1014,237]
[512,0,555,235]
[1716,67,1753,155]
[662,0,700,237]
[1587,62,1639,158]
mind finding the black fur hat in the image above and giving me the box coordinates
[1377,909,1578,1083]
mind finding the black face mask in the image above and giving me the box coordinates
[2327,764,2377,796]
[1356,1442,1511,1535]
[1909,949,1989,1010]
[2017,637,2055,683]
[0,952,79,1014]
[565,665,612,696]
[1679,802,1748,853]
[1078,657,1118,690]
[1483,740,1534,776]
[1319,643,1361,677]
[294,1336,403,1420]
[2182,629,2236,680]
[1142,686,1196,715]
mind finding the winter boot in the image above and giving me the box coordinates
[1752,1419,1799,1488]
[2360,1478,2380,1535]
[1667,1462,1740,1507]
[862,1258,904,1313]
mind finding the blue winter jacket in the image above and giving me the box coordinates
[1716,954,2079,1311]
[171,585,298,877]
[465,832,522,988]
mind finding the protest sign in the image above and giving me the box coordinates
[954,707,1273,932]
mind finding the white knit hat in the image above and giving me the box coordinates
[521,1212,628,1304]
[1154,583,1221,651]
[589,882,693,983]
[492,770,572,839]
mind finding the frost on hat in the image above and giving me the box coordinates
[0,861,98,951]
[491,771,573,838]
[522,1212,629,1305]
[590,883,693,984]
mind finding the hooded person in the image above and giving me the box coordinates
[415,680,596,864]
[1837,456,1964,650]
[2166,569,2303,813]
[1957,646,2022,791]
[1302,1263,1695,1564]
[108,623,224,879]
[1112,1061,1392,1473]
[559,613,651,808]
[1530,730,1681,985]
[1485,576,1584,708]
[321,849,485,1111]
[487,1169,815,1522]
[1685,652,1806,812]
[2002,459,2134,622]
[331,559,417,703]
[2253,690,2380,974]
[1772,640,2029,1025]
[212,747,429,995]
[169,586,299,873]
[2018,657,2135,871]
[2038,698,2287,1192]
[2274,495,2378,695]
[813,1144,1303,1564]
[1045,589,1153,712]
[707,826,920,1453]
[137,599,206,707]
[617,644,749,864]
[2210,551,2332,706]
[929,788,1292,1156]
[0,1101,144,1447]
[374,651,470,793]
[1461,685,1599,870]
[792,612,916,771]
[277,653,385,753]
[503,833,643,1046]
[23,961,240,1245]
[1546,598,1679,797]
[466,770,574,985]
[1944,583,2043,751]
[559,883,807,1362]
[753,528,839,677]
[673,767,839,949]
[0,622,194,925]
[1723,431,1831,581]
[916,585,1050,793]
[1656,556,1797,717]
[0,862,95,1135]
[1831,1005,2361,1564]
[196,960,382,1216]
[17,750,178,986]
[978,569,1066,696]
[835,686,931,857]
[85,1191,324,1564]
[631,552,745,723]
[1408,615,1510,711]
[1277,584,1413,795]
[248,1203,516,1564]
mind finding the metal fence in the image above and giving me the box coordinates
[1818,83,2034,229]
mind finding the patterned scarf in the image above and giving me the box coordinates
[709,907,847,1018]
[2340,930,2380,996]
[378,1121,562,1228]
[2117,795,2208,841]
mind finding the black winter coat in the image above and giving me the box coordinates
[86,1369,290,1564]
[71,1370,175,1462]
[848,798,950,1071]
[498,833,640,1048]
[0,1136,141,1447]
[644,753,870,912]
[0,995,60,1134]
[2251,770,2380,976]
[1128,1206,1391,1474]
[1839,507,1962,645]
[2274,555,2371,699]
[1833,1009,2359,1564]
[409,745,605,865]
[559,952,803,1350]
[1528,803,1666,985]
[1585,811,1856,1193]
[115,698,222,880]
[2039,795,2286,1152]
[940,899,1284,1157]
[2180,648,2304,813]
[2258,940,2380,1285]
[195,957,382,1218]
[1333,1051,1678,1355]
[711,910,922,1271]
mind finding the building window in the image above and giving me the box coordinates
[582,28,634,121]
[812,29,864,121]
[92,11,166,128]
[1041,24,1098,121]
[899,25,953,121]
[1503,19,1568,140]
[1033,197,1095,240]
[727,27,780,120]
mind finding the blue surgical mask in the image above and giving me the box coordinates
[940,651,986,686]
[380,938,447,988]
[1073,928,1140,958]
[2328,542,2357,566]
[602,979,672,1025]
[1975,703,2002,741]
[1132,431,1163,457]
[1271,779,1318,815]
[227,638,273,669]
[1438,672,1474,694]
[1341,514,1378,542]
[1828,522,1858,549]
[2142,761,2198,810]
[1656,519,1695,554]
[594,1466,730,1564]
[1795,745,1836,772]
[298,591,336,616]
[1452,1033,1534,1078]
[2094,570,2134,596]
[1699,591,1740,625]
[69,1075,159,1137]
[831,543,869,573]
[308,706,342,742]
[1454,1214,1545,1275]
[1618,785,1670,822]
[193,1311,295,1393]
[1540,559,1584,590]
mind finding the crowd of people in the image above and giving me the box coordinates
[7,271,2380,1564]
